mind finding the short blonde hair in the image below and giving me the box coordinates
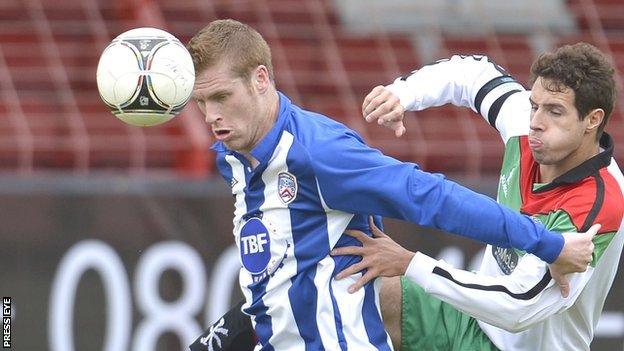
[187,19,274,81]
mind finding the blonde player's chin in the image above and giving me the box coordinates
[222,140,239,150]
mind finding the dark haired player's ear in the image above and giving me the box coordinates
[585,108,604,133]
[189,300,256,351]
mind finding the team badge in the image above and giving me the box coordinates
[277,172,297,204]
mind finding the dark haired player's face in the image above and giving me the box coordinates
[193,62,268,154]
[528,77,592,173]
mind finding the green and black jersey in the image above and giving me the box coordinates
[495,134,621,273]
[389,55,624,350]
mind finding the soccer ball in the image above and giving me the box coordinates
[96,27,195,127]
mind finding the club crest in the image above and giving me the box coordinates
[277,171,297,204]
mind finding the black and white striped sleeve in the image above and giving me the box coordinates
[385,55,529,143]
[404,251,595,332]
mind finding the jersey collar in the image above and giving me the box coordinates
[211,92,291,167]
[248,92,291,165]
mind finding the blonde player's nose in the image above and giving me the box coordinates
[204,112,220,124]
[203,103,222,124]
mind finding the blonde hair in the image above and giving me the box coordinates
[187,19,274,81]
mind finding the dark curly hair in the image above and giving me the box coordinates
[530,43,616,139]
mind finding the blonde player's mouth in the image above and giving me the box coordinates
[214,129,233,141]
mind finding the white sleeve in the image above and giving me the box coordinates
[404,250,594,333]
[386,55,530,143]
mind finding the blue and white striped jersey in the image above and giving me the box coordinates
[213,92,564,351]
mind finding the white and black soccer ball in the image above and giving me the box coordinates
[96,27,195,127]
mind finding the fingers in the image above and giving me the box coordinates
[331,245,364,257]
[550,268,570,298]
[368,216,388,238]
[582,224,599,267]
[585,223,601,239]
[366,101,402,124]
[344,229,372,243]
[550,223,602,298]
[362,87,405,132]
[335,261,366,280]
[348,270,378,293]
[388,121,406,137]
[362,85,385,116]
[394,124,406,137]
[374,103,403,124]
[363,86,392,117]
[379,119,406,138]
[557,225,599,274]
[369,102,404,124]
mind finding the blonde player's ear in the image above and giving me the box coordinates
[252,65,271,93]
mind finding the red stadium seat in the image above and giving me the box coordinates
[0,0,622,176]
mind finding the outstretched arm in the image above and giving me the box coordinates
[311,129,569,264]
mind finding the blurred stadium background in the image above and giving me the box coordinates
[0,0,623,350]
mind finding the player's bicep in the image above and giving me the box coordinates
[309,131,418,218]
[493,90,531,144]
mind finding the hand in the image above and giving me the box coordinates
[548,224,600,298]
[331,217,415,293]
[362,85,407,137]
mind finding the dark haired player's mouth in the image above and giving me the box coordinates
[528,137,542,150]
